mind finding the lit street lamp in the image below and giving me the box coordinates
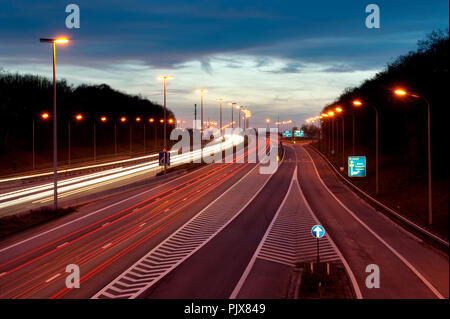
[196,89,207,161]
[68,113,83,166]
[216,98,224,133]
[158,76,173,176]
[395,89,433,225]
[229,102,237,128]
[32,112,50,170]
[39,37,69,209]
[353,99,379,195]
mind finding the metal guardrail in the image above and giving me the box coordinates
[307,145,449,248]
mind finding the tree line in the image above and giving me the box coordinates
[0,71,174,155]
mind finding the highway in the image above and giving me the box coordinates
[0,135,241,216]
[0,138,264,298]
[0,143,447,299]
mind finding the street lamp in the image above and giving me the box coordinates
[96,116,108,161]
[229,102,237,128]
[216,98,224,133]
[158,76,173,176]
[266,118,270,131]
[68,113,83,166]
[236,105,242,129]
[394,88,433,225]
[196,88,207,162]
[335,106,345,168]
[115,116,127,156]
[32,112,50,170]
[149,118,156,150]
[353,99,379,195]
[39,37,69,209]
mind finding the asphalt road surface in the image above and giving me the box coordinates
[0,143,447,299]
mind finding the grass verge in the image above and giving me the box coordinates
[0,207,76,238]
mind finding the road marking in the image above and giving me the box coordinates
[0,272,7,277]
[93,157,277,298]
[102,222,110,227]
[230,165,294,299]
[0,163,216,254]
[45,273,61,283]
[139,223,146,227]
[302,146,445,299]
[57,242,69,249]
[102,243,112,249]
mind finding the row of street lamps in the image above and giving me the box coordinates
[32,112,174,168]
[314,89,433,225]
[38,36,252,209]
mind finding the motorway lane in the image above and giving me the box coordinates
[294,144,448,298]
[142,146,296,298]
[0,146,262,298]
[0,137,238,216]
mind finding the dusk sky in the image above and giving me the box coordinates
[1,0,448,128]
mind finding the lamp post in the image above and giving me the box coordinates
[40,37,69,210]
[335,107,345,168]
[236,105,242,129]
[394,89,433,225]
[68,113,84,166]
[157,76,173,176]
[353,99,379,195]
[216,98,224,133]
[196,89,207,162]
[32,112,50,170]
[229,102,237,129]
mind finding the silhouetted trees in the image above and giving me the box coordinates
[0,72,174,154]
[320,29,449,179]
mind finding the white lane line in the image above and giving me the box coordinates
[93,147,277,299]
[230,165,294,299]
[45,273,61,283]
[0,162,215,254]
[293,147,362,299]
[0,272,7,277]
[57,242,70,249]
[139,223,146,227]
[102,222,110,227]
[102,243,112,249]
[302,146,445,299]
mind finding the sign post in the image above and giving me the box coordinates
[311,225,325,264]
[348,156,366,177]
[159,151,170,167]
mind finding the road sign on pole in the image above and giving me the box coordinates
[311,225,325,264]
[282,130,292,137]
[348,156,366,177]
[294,129,304,137]
[159,151,170,166]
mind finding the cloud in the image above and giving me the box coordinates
[200,59,213,75]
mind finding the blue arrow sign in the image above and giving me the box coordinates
[159,151,170,166]
[311,225,325,239]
